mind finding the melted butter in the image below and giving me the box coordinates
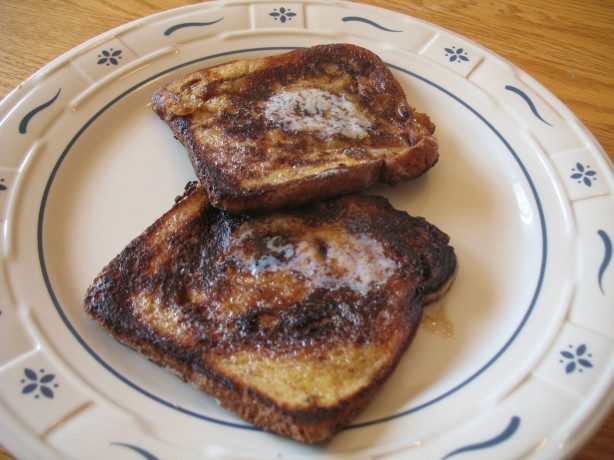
[264,88,372,139]
[421,301,453,340]
[227,224,397,297]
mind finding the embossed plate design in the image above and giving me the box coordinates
[0,1,613,458]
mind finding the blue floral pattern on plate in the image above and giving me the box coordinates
[269,7,297,23]
[570,162,598,187]
[97,49,123,66]
[560,344,593,374]
[21,368,59,399]
[444,46,469,63]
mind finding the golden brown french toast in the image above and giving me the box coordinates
[84,182,456,443]
[152,44,439,214]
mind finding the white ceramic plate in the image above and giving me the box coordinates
[1,1,613,458]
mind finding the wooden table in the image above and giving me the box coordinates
[0,0,612,458]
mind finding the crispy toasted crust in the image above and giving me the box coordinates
[84,183,456,443]
[152,44,439,214]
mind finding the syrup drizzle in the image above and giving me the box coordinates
[421,301,453,340]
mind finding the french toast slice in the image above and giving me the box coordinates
[152,44,439,214]
[84,183,456,443]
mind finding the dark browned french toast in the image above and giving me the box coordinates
[151,44,439,214]
[84,182,456,443]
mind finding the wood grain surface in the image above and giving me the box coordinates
[0,0,612,458]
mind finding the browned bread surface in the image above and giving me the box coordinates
[152,44,439,214]
[84,183,456,443]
